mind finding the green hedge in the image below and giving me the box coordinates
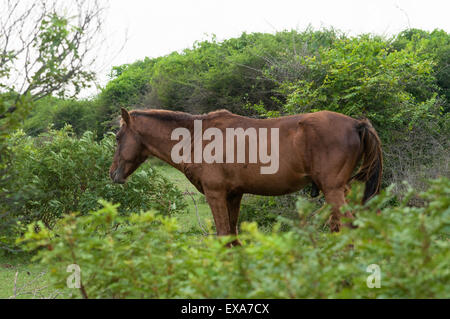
[21,178,449,298]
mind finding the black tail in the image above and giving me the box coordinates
[352,119,383,203]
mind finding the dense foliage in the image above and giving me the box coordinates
[239,193,302,232]
[0,127,186,249]
[2,26,449,299]
[22,28,449,191]
[22,97,99,136]
[0,1,104,252]
[20,178,449,298]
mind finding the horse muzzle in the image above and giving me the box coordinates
[110,167,126,184]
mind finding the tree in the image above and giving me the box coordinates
[0,0,104,119]
[0,0,107,252]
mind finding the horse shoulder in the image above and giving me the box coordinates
[182,164,205,194]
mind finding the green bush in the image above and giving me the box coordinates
[266,35,438,137]
[257,33,449,192]
[51,99,98,136]
[96,29,341,133]
[21,97,59,136]
[20,178,449,298]
[1,127,186,239]
[239,192,315,232]
[94,29,449,193]
[392,28,450,111]
[19,29,449,192]
[23,97,99,137]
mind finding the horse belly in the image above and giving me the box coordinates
[239,169,310,196]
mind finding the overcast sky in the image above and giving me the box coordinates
[91,0,450,95]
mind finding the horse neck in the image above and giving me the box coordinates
[134,113,195,170]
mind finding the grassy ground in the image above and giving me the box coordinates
[0,254,60,298]
[0,162,214,298]
[153,162,214,234]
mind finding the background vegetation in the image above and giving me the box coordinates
[0,1,448,298]
[22,28,450,192]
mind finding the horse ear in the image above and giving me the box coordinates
[121,108,131,126]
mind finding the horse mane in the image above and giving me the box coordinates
[129,109,232,123]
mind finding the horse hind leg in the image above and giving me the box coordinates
[226,192,243,246]
[323,185,358,231]
[322,187,347,232]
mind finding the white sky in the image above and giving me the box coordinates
[92,0,450,95]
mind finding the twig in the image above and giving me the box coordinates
[183,189,212,236]
[12,271,18,298]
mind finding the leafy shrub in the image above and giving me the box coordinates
[239,192,317,232]
[94,29,449,193]
[23,97,100,137]
[1,127,186,233]
[265,35,438,136]
[256,33,449,192]
[19,28,449,193]
[21,97,60,136]
[392,28,450,111]
[51,99,98,136]
[96,29,341,134]
[21,178,449,298]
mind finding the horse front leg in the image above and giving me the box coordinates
[227,192,243,246]
[204,189,232,235]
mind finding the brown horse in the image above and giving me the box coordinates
[110,108,382,243]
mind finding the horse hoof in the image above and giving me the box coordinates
[310,182,320,197]
[225,239,242,248]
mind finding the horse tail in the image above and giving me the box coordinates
[352,118,383,203]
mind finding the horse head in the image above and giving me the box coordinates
[109,108,149,184]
